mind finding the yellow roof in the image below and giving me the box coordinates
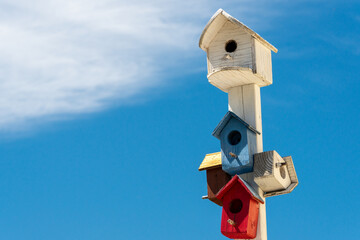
[198,152,222,171]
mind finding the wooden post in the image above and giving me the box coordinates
[198,9,284,240]
[228,84,267,240]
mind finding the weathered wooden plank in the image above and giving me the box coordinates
[206,167,231,206]
[199,152,232,206]
[198,152,222,171]
[207,68,270,92]
[263,156,299,197]
[208,20,253,72]
[228,83,267,240]
[199,9,228,49]
[253,151,291,192]
[199,9,278,53]
[254,39,273,85]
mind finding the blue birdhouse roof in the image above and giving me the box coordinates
[212,111,261,139]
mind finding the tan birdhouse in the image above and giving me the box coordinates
[199,9,278,92]
[253,151,298,197]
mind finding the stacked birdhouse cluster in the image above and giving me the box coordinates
[198,9,298,239]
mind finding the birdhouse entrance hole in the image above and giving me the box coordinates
[280,166,286,179]
[228,131,241,145]
[229,199,243,214]
[225,40,237,53]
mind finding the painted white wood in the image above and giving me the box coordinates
[263,156,299,197]
[242,84,263,151]
[199,9,278,53]
[201,9,277,91]
[253,151,291,192]
[228,86,244,119]
[206,50,212,74]
[208,67,271,92]
[208,20,253,72]
[199,9,228,50]
[228,84,267,240]
[254,39,273,85]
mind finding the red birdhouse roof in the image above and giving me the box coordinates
[216,175,264,204]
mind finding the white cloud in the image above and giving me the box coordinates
[0,0,276,132]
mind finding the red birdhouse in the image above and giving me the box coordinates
[216,175,264,239]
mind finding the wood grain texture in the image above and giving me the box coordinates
[228,84,267,240]
[263,156,299,197]
[206,167,231,206]
[208,67,271,92]
[199,9,228,50]
[254,39,273,85]
[211,111,261,175]
[199,9,277,53]
[229,85,263,151]
[199,152,222,171]
[253,151,291,192]
[212,111,260,138]
[242,84,263,152]
[201,11,275,91]
[216,176,263,239]
[219,118,254,175]
[208,20,253,72]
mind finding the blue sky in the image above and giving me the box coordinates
[0,0,360,239]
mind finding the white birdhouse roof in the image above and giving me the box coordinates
[199,9,278,53]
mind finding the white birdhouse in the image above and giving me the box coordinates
[253,151,298,196]
[199,9,278,92]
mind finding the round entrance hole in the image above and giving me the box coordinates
[228,131,241,145]
[225,40,237,53]
[229,199,243,214]
[280,166,286,179]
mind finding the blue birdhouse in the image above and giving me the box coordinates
[212,111,260,175]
